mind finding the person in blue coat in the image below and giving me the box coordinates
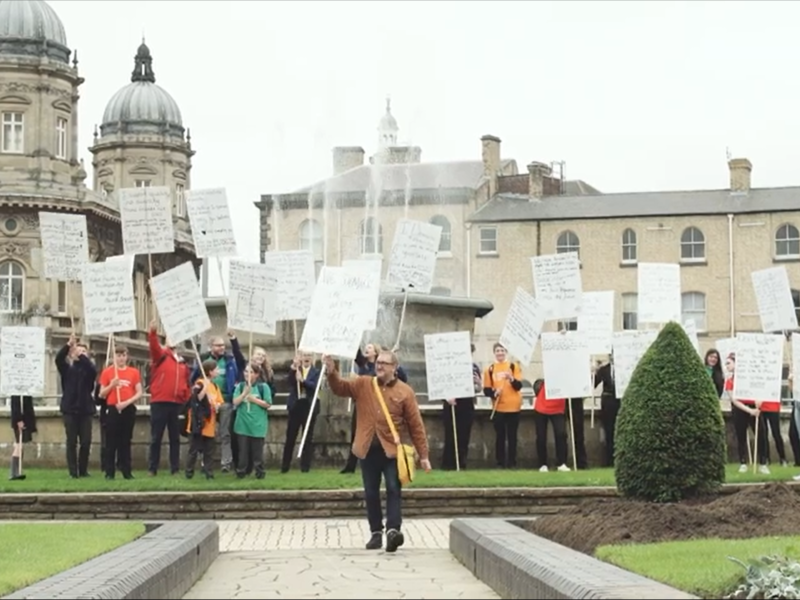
[281,351,321,473]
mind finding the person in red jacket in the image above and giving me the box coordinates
[147,319,191,476]
[532,379,570,472]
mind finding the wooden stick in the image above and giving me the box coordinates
[111,335,120,405]
[451,403,460,472]
[67,280,75,334]
[17,426,23,476]
[147,253,159,329]
[752,411,761,475]
[292,321,301,398]
[568,398,578,471]
[297,362,326,458]
[394,288,410,351]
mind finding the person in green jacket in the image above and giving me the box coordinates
[232,365,272,479]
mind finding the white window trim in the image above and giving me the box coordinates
[681,292,707,333]
[55,117,68,160]
[2,112,24,155]
[478,226,498,255]
[0,263,24,313]
[774,228,800,260]
[174,184,186,218]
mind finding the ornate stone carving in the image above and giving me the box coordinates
[21,214,38,229]
[0,241,29,259]
[0,82,69,99]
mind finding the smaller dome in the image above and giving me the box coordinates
[379,98,398,132]
[0,0,70,63]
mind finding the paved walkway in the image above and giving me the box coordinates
[183,519,499,600]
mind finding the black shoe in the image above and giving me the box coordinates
[123,473,134,480]
[280,466,289,474]
[365,532,383,550]
[105,474,115,481]
[300,467,310,473]
[185,470,194,479]
[69,473,79,479]
[340,467,355,474]
[79,472,90,477]
[205,471,214,480]
[386,529,404,553]
[236,472,246,479]
[255,471,265,480]
[9,474,26,481]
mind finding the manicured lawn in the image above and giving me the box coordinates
[596,536,800,599]
[0,463,795,493]
[0,522,145,595]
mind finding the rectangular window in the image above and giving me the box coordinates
[622,293,638,330]
[479,227,497,254]
[174,183,185,217]
[56,117,68,159]
[2,112,24,154]
[135,179,151,188]
[558,318,578,332]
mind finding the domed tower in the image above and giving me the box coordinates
[377,97,398,150]
[89,40,194,225]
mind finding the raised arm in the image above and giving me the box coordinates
[229,335,247,374]
[324,363,358,398]
[354,347,367,369]
[147,322,165,364]
[77,354,97,380]
[55,344,70,377]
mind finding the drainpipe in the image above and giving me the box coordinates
[465,223,472,298]
[727,213,735,337]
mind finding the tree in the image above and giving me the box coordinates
[615,322,727,502]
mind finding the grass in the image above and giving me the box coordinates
[0,522,145,595]
[0,463,796,493]
[596,536,800,599]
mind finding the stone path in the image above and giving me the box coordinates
[183,519,499,600]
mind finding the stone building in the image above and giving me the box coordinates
[0,0,198,399]
[257,103,800,376]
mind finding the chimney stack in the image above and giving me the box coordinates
[527,161,552,200]
[728,158,752,193]
[481,135,501,197]
[332,146,365,175]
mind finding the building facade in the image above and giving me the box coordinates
[0,0,198,399]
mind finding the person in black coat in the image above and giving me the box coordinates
[9,395,36,480]
[593,358,618,467]
[280,352,322,473]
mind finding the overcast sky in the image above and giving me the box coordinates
[54,0,800,294]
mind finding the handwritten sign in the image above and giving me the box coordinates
[38,212,89,281]
[637,263,681,323]
[185,188,238,258]
[118,186,175,255]
[424,331,475,401]
[612,330,658,398]
[751,266,798,333]
[541,331,592,399]
[342,258,382,330]
[263,250,317,321]
[498,287,545,365]
[106,255,135,275]
[385,219,442,294]
[577,291,615,355]
[681,320,701,356]
[81,261,137,335]
[733,332,784,401]
[716,337,736,364]
[0,326,45,396]
[227,259,277,335]
[531,252,582,320]
[793,336,800,400]
[299,266,378,357]
[150,262,211,344]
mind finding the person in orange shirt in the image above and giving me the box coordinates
[185,359,224,480]
[98,345,142,480]
[482,343,523,468]
[532,379,569,472]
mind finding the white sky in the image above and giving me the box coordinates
[53,0,800,294]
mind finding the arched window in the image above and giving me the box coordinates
[680,227,705,262]
[681,292,707,332]
[0,261,25,312]
[776,224,800,258]
[621,228,637,264]
[360,217,382,255]
[299,218,323,262]
[556,231,580,257]
[429,215,452,253]
[621,293,638,330]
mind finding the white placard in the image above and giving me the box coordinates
[498,286,545,365]
[716,337,736,363]
[0,326,45,396]
[577,291,615,355]
[531,252,582,320]
[263,250,317,321]
[341,258,382,330]
[38,212,89,281]
[541,331,592,399]
[733,332,784,401]
[150,262,211,344]
[681,320,701,356]
[792,336,800,400]
[299,266,378,357]
[385,219,442,294]
[81,261,137,335]
[612,330,658,399]
[118,186,175,255]
[637,263,681,323]
[751,266,798,333]
[227,259,277,335]
[424,331,475,401]
[185,187,238,258]
[106,255,135,275]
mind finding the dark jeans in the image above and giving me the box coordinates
[568,398,588,469]
[360,442,402,533]
[148,401,182,474]
[790,404,800,466]
[342,409,359,472]
[533,410,568,468]
[105,405,136,477]
[493,411,520,468]
[237,435,264,476]
[441,399,475,470]
[63,414,92,477]
[762,410,787,463]
[281,399,317,472]
[600,394,620,467]
[187,435,215,474]
[732,404,767,465]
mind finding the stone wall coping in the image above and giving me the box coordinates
[449,518,697,600]
[2,521,219,600]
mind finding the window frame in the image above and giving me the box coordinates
[680,226,706,263]
[478,226,498,255]
[2,111,24,154]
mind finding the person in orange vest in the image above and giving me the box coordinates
[482,342,523,469]
[185,359,224,479]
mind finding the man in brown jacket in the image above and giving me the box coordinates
[323,350,431,553]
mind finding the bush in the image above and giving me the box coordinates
[614,322,727,502]
[725,555,800,599]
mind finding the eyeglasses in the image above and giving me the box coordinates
[375,360,394,366]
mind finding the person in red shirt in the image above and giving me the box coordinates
[532,379,569,472]
[98,345,143,480]
[724,353,769,474]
